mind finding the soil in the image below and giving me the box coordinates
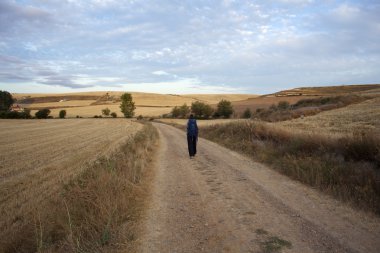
[139,123,380,253]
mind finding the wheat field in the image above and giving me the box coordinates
[0,119,142,238]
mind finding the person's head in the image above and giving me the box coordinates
[189,114,194,119]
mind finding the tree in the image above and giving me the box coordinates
[102,107,110,116]
[0,90,15,111]
[111,112,117,118]
[216,99,234,118]
[59,110,66,119]
[120,93,136,118]
[171,103,190,118]
[179,103,190,118]
[35,109,51,119]
[191,101,214,119]
[171,106,181,118]
[242,108,252,119]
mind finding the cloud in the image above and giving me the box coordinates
[152,70,170,76]
[0,0,379,94]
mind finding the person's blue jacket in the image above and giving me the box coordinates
[187,118,198,137]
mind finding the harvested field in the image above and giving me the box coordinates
[0,119,142,244]
[278,97,380,135]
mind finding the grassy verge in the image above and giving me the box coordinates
[199,121,380,215]
[2,123,158,253]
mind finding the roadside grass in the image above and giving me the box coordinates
[200,121,380,215]
[2,123,158,253]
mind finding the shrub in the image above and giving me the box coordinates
[0,90,14,111]
[102,107,110,117]
[242,108,252,119]
[137,115,144,120]
[111,112,117,118]
[35,109,51,119]
[59,110,66,119]
[216,99,234,118]
[277,101,290,110]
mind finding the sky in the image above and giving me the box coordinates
[0,0,379,94]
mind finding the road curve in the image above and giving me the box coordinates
[139,123,380,253]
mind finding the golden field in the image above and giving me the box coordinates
[277,97,380,135]
[0,119,142,241]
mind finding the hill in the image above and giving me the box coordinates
[231,84,380,116]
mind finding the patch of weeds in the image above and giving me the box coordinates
[255,228,268,235]
[261,236,292,253]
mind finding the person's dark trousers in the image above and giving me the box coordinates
[187,134,197,157]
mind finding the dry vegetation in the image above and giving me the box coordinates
[278,97,380,135]
[0,119,158,252]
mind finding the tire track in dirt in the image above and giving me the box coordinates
[140,123,380,253]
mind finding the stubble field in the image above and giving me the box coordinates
[0,119,142,242]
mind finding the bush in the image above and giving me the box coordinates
[137,115,144,120]
[216,99,234,118]
[35,109,51,119]
[102,107,110,117]
[111,112,117,118]
[59,110,66,119]
[242,108,252,119]
[0,90,14,111]
[277,101,290,110]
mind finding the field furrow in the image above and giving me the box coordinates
[0,119,142,233]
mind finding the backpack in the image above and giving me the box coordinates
[187,119,197,136]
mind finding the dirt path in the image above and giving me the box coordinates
[139,123,380,253]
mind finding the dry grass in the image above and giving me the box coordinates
[0,119,147,252]
[200,121,380,214]
[278,97,380,135]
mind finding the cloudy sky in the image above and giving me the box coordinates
[0,0,379,94]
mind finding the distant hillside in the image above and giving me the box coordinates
[231,84,380,115]
[267,84,380,97]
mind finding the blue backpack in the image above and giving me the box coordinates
[187,119,197,136]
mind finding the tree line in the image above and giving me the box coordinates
[169,100,234,119]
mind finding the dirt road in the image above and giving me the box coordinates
[140,123,380,253]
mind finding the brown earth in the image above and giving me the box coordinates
[139,123,380,253]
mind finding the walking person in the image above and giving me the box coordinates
[187,114,198,159]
